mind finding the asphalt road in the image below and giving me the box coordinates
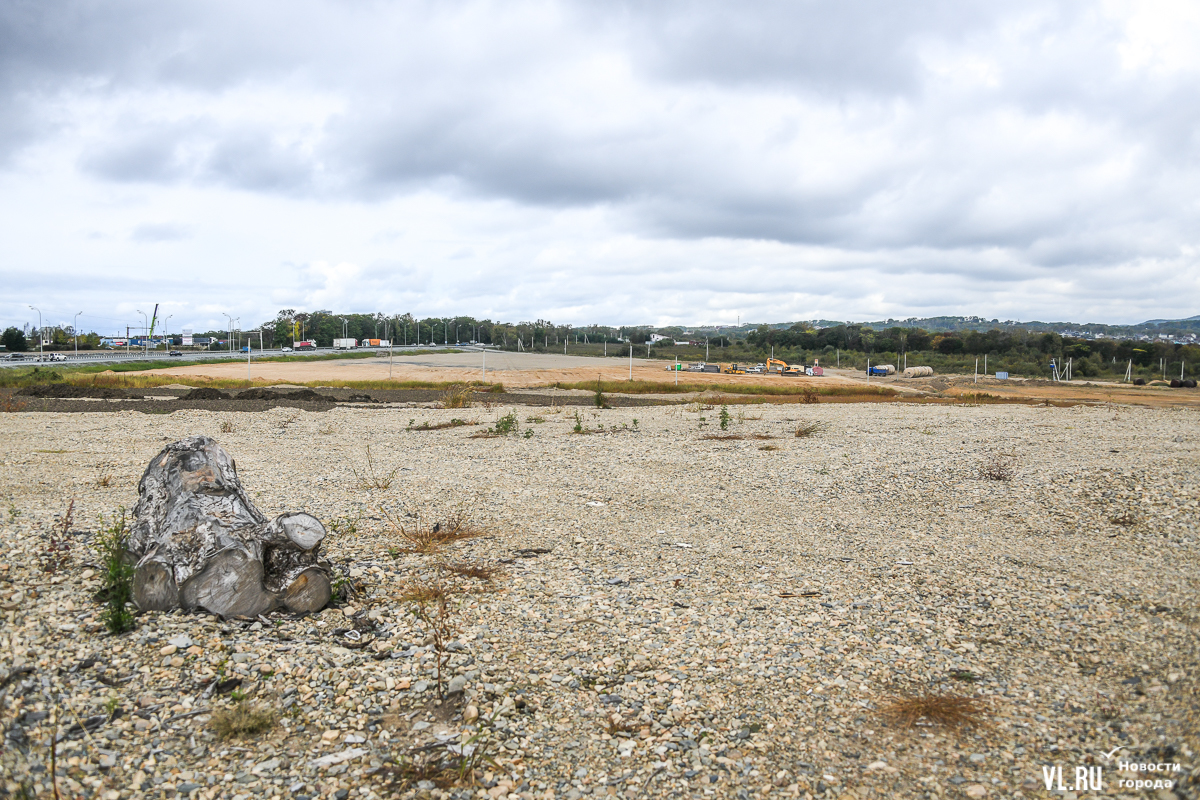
[0,345,474,369]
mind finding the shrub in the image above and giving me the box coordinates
[96,510,135,634]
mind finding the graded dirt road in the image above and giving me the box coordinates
[119,350,1200,408]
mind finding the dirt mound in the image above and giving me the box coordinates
[16,384,126,399]
[182,388,231,400]
[236,388,280,400]
[284,389,336,403]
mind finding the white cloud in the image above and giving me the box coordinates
[0,0,1195,333]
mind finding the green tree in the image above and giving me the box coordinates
[1,327,27,352]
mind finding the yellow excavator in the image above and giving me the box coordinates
[766,357,804,376]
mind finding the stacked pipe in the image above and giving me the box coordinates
[874,364,897,375]
[902,366,934,377]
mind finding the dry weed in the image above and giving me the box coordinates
[794,423,823,438]
[442,561,503,581]
[1110,512,1137,527]
[441,384,473,409]
[219,420,234,434]
[95,473,114,488]
[880,692,990,730]
[409,418,477,431]
[978,454,1015,481]
[382,509,485,554]
[758,445,781,451]
[353,444,399,490]
[210,701,275,739]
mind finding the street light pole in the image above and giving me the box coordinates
[164,315,173,349]
[28,306,42,358]
[74,311,82,354]
[224,314,235,353]
[137,309,149,356]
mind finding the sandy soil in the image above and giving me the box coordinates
[115,351,1200,408]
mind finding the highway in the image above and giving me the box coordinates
[0,344,479,369]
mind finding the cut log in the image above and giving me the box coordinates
[127,436,332,618]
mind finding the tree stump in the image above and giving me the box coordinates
[128,435,332,617]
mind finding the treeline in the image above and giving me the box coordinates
[743,323,1199,379]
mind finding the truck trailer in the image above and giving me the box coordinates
[333,338,358,350]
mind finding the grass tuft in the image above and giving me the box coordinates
[880,692,990,730]
[794,423,823,438]
[442,561,503,581]
[353,444,399,490]
[210,701,275,739]
[978,454,1015,481]
[383,510,486,554]
[409,418,477,431]
[442,384,473,409]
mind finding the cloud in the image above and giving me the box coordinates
[0,0,1196,326]
[131,222,189,242]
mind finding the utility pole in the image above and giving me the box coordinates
[629,344,633,381]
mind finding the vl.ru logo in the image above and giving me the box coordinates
[1042,765,1103,792]
[1042,747,1182,793]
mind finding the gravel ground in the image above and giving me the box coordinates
[1,401,1197,800]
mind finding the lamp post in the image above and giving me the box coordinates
[137,309,149,356]
[224,314,235,353]
[74,311,82,354]
[163,315,173,350]
[28,306,42,358]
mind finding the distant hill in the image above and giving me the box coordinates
[712,314,1200,339]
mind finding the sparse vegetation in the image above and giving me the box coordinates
[353,443,399,489]
[442,384,473,409]
[210,700,275,739]
[701,433,776,441]
[219,420,234,433]
[880,692,990,730]
[978,454,1015,481]
[719,404,731,430]
[470,411,519,437]
[408,418,477,431]
[382,509,485,554]
[758,444,781,451]
[42,499,74,574]
[377,725,499,791]
[794,422,823,438]
[441,561,503,581]
[96,509,135,634]
[594,377,608,408]
[1110,511,1137,526]
[95,473,113,488]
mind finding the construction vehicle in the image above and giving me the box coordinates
[719,363,745,375]
[767,357,805,376]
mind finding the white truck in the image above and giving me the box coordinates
[332,338,358,350]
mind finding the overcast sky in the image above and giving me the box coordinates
[1,0,1198,335]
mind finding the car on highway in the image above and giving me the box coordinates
[5,353,25,360]
[169,351,183,357]
[42,353,67,362]
[281,347,292,352]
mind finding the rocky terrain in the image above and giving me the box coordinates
[0,400,1197,799]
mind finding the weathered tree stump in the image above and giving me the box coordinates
[128,436,332,617]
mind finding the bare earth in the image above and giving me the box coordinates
[123,352,1200,408]
[1,399,1197,799]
